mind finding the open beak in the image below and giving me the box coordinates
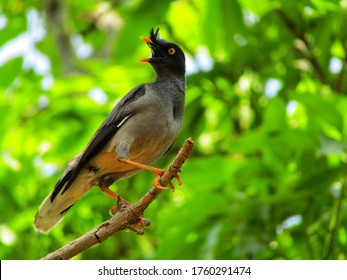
[140,36,153,62]
[140,36,152,62]
[140,36,163,63]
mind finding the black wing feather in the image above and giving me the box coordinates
[51,84,146,200]
[51,169,74,202]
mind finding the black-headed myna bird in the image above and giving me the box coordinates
[34,28,186,233]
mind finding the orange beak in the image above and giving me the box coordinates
[140,36,153,62]
[140,58,150,62]
[140,36,153,44]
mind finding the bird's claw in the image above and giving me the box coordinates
[107,197,149,234]
[127,218,150,235]
[108,195,130,215]
[152,169,183,191]
[109,205,117,216]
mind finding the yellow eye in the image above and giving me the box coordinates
[168,48,176,55]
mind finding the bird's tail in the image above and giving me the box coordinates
[34,170,92,233]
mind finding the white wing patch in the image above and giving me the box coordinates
[117,115,130,128]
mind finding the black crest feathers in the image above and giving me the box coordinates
[149,28,165,44]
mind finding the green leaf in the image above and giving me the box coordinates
[203,0,244,60]
[0,58,23,89]
[262,98,287,132]
[294,94,344,133]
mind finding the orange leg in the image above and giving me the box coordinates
[119,158,183,190]
[99,183,121,215]
[119,158,165,174]
[99,184,118,200]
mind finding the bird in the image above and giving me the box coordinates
[34,28,186,233]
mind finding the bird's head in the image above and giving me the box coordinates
[141,28,185,77]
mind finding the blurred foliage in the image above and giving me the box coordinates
[1,0,347,260]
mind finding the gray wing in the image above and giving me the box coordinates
[51,84,146,201]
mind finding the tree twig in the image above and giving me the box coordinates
[41,138,194,260]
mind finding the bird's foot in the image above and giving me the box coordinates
[152,168,167,190]
[153,169,183,191]
[108,195,131,215]
[127,218,150,235]
[109,195,150,235]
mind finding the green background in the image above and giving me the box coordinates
[1,0,347,260]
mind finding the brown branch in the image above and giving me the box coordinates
[41,138,194,260]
